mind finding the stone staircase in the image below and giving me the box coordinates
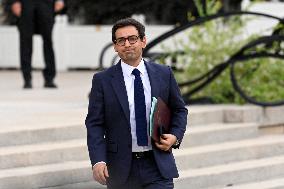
[174,106,284,189]
[0,123,99,189]
[0,106,283,189]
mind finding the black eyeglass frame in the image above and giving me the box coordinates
[114,35,142,46]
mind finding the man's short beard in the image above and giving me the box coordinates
[125,53,136,60]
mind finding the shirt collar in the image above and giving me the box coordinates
[121,59,146,77]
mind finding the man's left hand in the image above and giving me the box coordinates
[155,134,177,151]
[54,1,64,13]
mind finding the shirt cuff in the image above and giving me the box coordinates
[92,161,106,169]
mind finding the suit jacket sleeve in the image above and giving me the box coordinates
[85,74,107,166]
[168,66,188,148]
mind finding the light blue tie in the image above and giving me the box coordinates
[132,68,148,146]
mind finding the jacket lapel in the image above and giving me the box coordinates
[110,60,160,124]
[111,62,130,125]
[145,60,160,98]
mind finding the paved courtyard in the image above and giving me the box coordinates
[0,70,94,130]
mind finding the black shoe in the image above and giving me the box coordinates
[44,81,57,88]
[23,81,32,89]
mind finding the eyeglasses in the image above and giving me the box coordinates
[115,35,140,46]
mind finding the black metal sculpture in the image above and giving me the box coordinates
[98,11,284,106]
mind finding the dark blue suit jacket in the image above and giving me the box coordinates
[85,60,188,185]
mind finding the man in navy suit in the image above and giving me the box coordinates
[85,18,188,189]
[10,0,64,88]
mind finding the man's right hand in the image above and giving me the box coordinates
[92,162,109,185]
[11,2,22,17]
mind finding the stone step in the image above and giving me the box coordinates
[0,139,88,169]
[189,106,224,125]
[220,177,284,189]
[175,135,284,170]
[0,123,258,169]
[182,122,259,147]
[0,106,260,148]
[0,124,86,147]
[0,123,259,169]
[41,181,106,189]
[0,107,226,148]
[2,154,284,189]
[174,155,284,189]
[188,105,263,125]
[0,160,92,189]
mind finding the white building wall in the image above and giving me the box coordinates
[0,1,283,71]
[0,16,172,71]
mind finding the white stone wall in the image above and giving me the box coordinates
[242,1,284,36]
[0,15,172,71]
[0,1,283,71]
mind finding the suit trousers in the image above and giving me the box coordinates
[17,0,56,82]
[107,152,174,189]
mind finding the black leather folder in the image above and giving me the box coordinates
[152,97,171,142]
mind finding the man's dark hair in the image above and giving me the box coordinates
[112,18,145,43]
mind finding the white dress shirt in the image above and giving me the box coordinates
[121,59,152,152]
[93,59,152,168]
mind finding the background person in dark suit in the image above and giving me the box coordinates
[85,18,188,189]
[10,0,64,89]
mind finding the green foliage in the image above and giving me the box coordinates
[193,0,222,17]
[233,55,284,104]
[157,0,284,104]
[176,17,250,104]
